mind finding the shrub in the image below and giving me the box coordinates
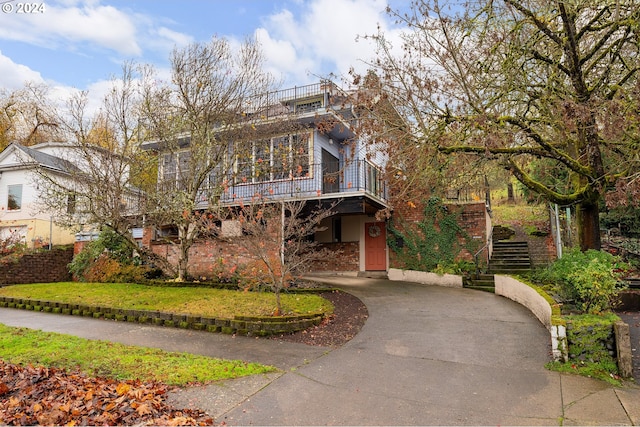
[531,248,629,314]
[0,230,27,263]
[69,229,147,282]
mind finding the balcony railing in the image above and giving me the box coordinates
[195,159,387,206]
[241,81,349,120]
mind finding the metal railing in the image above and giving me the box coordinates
[242,81,349,120]
[474,228,493,279]
[195,159,387,205]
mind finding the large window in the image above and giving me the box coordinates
[161,151,191,190]
[235,132,311,184]
[7,184,22,210]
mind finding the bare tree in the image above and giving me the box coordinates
[138,36,283,280]
[358,0,640,251]
[30,63,168,271]
[222,197,335,315]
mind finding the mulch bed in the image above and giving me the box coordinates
[271,290,369,347]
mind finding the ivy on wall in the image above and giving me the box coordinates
[388,197,474,273]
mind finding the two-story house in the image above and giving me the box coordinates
[142,81,391,276]
[0,142,80,248]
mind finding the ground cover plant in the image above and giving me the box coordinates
[529,248,629,314]
[0,324,276,425]
[525,249,631,383]
[0,324,275,385]
[0,282,333,318]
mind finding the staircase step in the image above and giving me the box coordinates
[468,279,495,287]
[494,241,529,246]
[489,259,531,266]
[489,268,531,274]
[465,285,496,293]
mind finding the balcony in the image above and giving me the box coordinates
[242,81,350,120]
[196,159,388,209]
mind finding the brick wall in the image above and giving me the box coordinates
[149,238,361,279]
[0,247,74,285]
[388,201,489,268]
[309,242,360,271]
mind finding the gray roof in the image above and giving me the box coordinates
[15,144,80,174]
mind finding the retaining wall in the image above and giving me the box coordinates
[388,268,463,288]
[494,275,567,361]
[0,296,324,336]
[0,247,73,285]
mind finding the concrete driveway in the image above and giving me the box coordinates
[1,277,638,425]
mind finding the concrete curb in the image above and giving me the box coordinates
[494,275,568,362]
[387,268,463,287]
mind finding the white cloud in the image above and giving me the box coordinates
[255,0,399,86]
[0,1,141,56]
[0,52,45,89]
[0,1,194,60]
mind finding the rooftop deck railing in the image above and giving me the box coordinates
[242,81,349,119]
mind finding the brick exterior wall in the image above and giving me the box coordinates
[309,242,360,271]
[0,247,74,285]
[143,201,488,276]
[388,200,489,269]
[147,235,361,279]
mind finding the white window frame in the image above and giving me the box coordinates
[7,184,23,211]
[234,131,312,184]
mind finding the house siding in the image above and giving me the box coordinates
[0,147,77,249]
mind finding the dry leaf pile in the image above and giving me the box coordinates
[0,361,214,425]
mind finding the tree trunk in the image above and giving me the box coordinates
[177,226,191,281]
[507,182,515,204]
[576,200,601,251]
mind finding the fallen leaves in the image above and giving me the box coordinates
[0,361,213,425]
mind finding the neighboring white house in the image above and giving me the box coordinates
[0,142,81,248]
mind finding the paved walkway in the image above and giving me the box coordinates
[1,277,639,425]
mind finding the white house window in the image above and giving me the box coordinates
[7,184,22,210]
[235,131,311,184]
[161,151,191,190]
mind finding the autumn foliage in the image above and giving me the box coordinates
[0,361,213,425]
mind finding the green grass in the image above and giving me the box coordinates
[0,282,333,318]
[0,324,276,385]
[491,202,547,224]
[545,360,623,387]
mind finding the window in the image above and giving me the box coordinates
[161,151,191,190]
[162,153,177,190]
[67,194,76,215]
[7,184,22,210]
[235,132,311,184]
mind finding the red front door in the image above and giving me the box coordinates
[365,222,387,271]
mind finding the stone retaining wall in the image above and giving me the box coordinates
[0,296,323,336]
[0,247,73,285]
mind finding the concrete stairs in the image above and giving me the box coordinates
[465,241,532,293]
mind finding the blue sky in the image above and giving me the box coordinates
[0,0,407,108]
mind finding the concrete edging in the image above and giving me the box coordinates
[388,268,463,288]
[494,275,568,362]
[0,296,323,336]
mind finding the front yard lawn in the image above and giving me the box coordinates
[0,282,333,318]
[0,324,275,386]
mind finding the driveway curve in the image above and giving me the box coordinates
[1,277,638,425]
[221,277,560,425]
